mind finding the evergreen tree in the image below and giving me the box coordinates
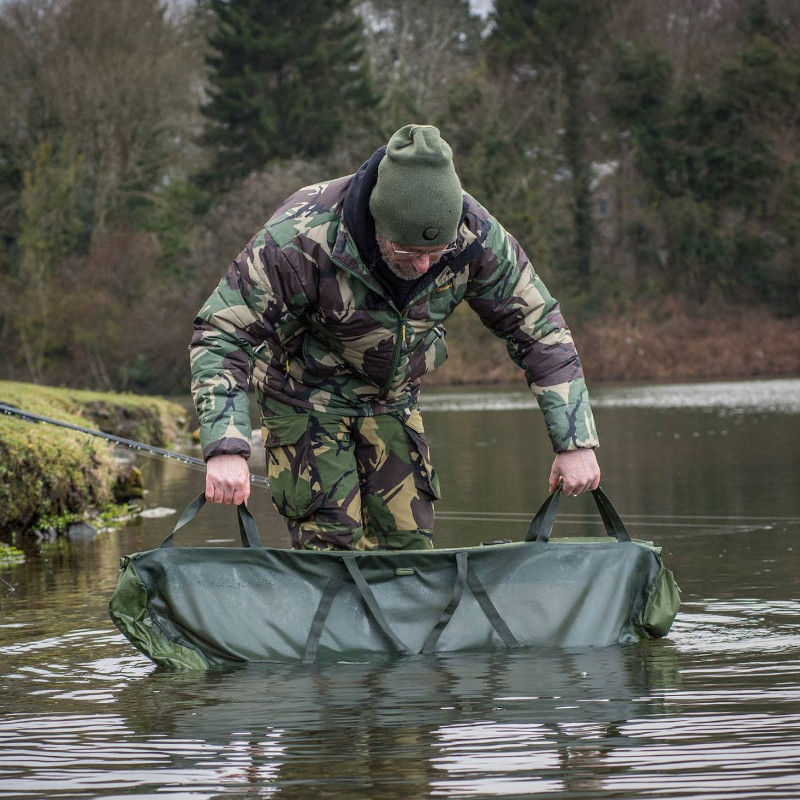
[607,0,800,308]
[198,0,375,192]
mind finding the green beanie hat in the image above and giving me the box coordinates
[369,124,462,248]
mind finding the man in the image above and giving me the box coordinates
[190,124,600,550]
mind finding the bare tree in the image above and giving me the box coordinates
[357,0,480,130]
[0,0,204,383]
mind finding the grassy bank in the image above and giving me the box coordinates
[427,299,800,387]
[0,382,188,536]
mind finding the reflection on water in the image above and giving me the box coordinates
[2,378,800,798]
[0,644,679,798]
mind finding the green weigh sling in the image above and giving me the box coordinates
[109,488,680,669]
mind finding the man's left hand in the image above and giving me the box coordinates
[548,449,601,495]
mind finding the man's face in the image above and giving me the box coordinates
[377,235,454,280]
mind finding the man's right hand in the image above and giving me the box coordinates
[205,454,251,505]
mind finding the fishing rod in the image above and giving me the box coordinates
[0,402,270,489]
[3,404,786,532]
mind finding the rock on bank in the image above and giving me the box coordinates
[0,381,188,536]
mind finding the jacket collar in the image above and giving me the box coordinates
[342,146,385,267]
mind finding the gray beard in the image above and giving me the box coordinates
[376,238,419,281]
[383,260,419,281]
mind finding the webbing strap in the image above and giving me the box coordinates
[421,551,469,654]
[592,487,631,542]
[161,493,206,547]
[305,552,519,659]
[160,494,263,549]
[526,485,631,543]
[465,563,522,649]
[526,488,562,542]
[342,556,411,655]
[303,568,346,664]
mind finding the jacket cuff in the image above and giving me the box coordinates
[202,437,252,462]
[544,405,600,452]
[197,396,253,461]
[533,380,599,452]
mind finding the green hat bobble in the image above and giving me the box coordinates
[369,124,462,248]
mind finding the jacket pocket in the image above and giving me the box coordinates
[261,414,323,520]
[425,324,448,373]
[400,408,441,500]
[405,324,448,386]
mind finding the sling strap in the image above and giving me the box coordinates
[342,556,411,655]
[160,494,264,549]
[421,551,521,651]
[300,550,522,662]
[464,560,522,649]
[526,485,631,543]
[420,550,469,654]
[302,556,414,663]
[303,567,347,664]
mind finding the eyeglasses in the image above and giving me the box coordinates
[389,242,457,260]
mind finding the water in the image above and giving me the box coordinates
[2,378,800,799]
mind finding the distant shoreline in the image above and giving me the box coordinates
[427,299,800,388]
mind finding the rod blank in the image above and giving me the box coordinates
[0,402,269,488]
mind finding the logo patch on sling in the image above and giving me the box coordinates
[395,567,415,576]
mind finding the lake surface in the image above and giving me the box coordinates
[2,378,800,799]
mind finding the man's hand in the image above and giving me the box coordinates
[548,448,601,496]
[206,454,251,505]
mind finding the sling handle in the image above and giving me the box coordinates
[526,485,631,543]
[159,493,264,549]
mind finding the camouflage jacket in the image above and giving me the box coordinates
[190,150,599,461]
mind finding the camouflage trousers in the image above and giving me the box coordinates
[261,401,440,551]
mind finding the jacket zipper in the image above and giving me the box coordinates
[377,265,457,398]
[329,247,410,401]
[329,246,435,401]
[378,310,408,399]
